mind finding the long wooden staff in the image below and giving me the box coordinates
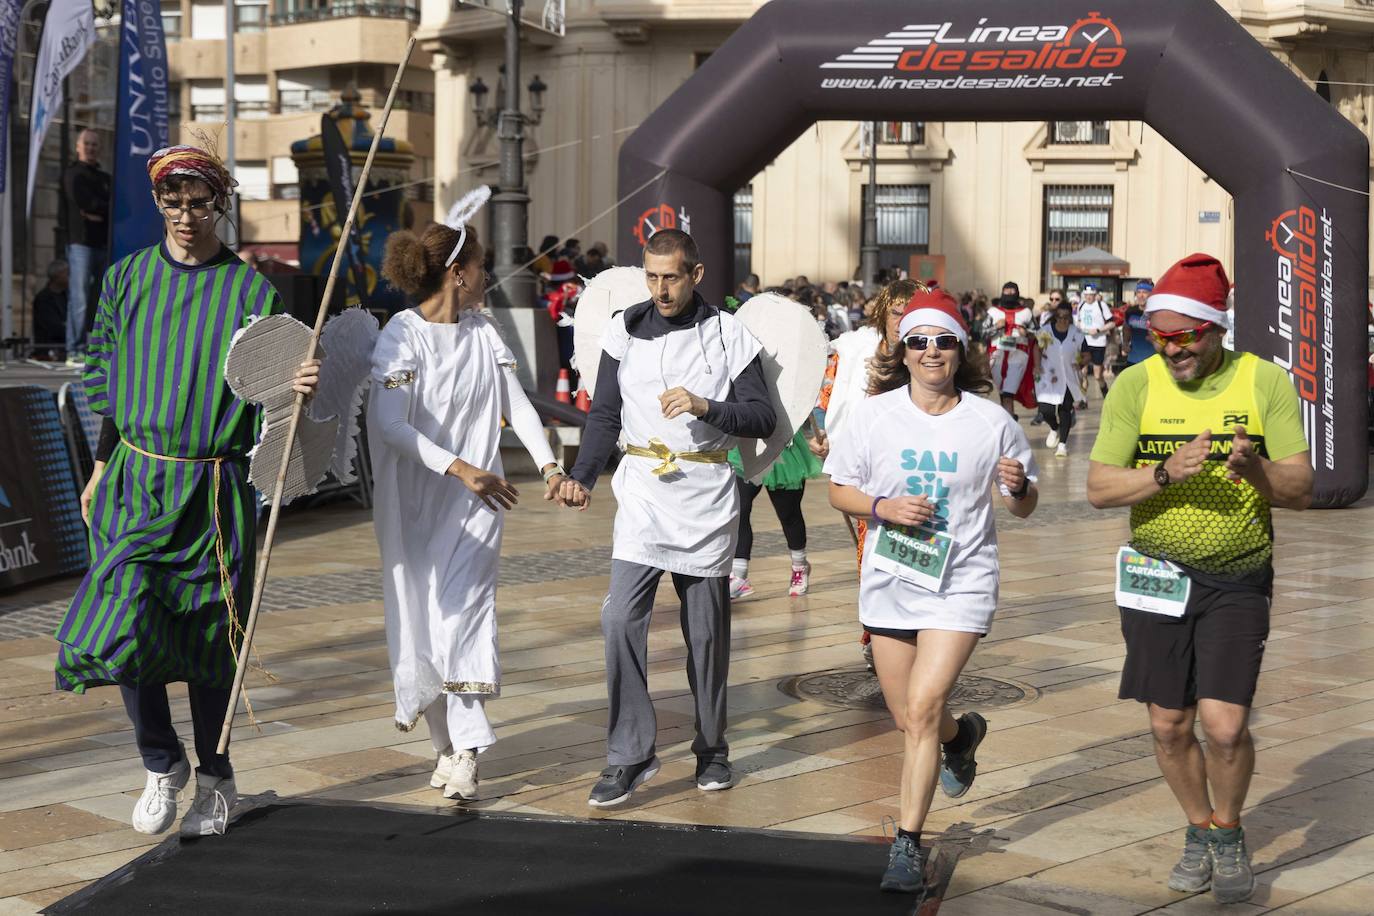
[218,37,416,753]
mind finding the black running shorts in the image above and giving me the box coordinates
[1117,577,1270,710]
[1087,345,1107,366]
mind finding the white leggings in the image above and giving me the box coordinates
[423,694,495,755]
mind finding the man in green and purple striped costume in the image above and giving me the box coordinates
[54,146,320,838]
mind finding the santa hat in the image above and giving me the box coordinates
[549,259,577,282]
[1146,254,1232,329]
[898,289,968,346]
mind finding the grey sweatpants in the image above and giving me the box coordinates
[602,559,731,767]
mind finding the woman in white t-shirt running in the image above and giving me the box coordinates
[824,289,1040,894]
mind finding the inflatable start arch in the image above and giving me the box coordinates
[617,0,1369,507]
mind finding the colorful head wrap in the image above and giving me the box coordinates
[147,145,237,202]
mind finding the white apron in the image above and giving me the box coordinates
[988,306,1032,395]
[605,308,762,577]
[1035,324,1086,404]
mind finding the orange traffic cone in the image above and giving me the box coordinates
[555,369,572,404]
[575,387,591,412]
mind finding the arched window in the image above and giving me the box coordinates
[1317,69,1333,104]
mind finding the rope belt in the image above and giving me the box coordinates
[624,437,730,477]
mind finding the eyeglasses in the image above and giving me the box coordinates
[158,199,215,221]
[904,333,961,352]
[1147,321,1214,349]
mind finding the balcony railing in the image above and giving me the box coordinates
[270,1,419,25]
[278,89,336,113]
[1050,120,1110,145]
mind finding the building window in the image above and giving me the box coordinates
[189,80,225,121]
[278,89,334,112]
[878,121,924,145]
[271,0,420,25]
[1049,120,1110,145]
[1316,69,1332,104]
[237,161,270,201]
[1042,184,1113,289]
[190,0,226,39]
[235,76,270,118]
[161,0,182,40]
[861,183,930,274]
[733,184,752,287]
[237,0,268,31]
[393,89,434,114]
[272,155,299,199]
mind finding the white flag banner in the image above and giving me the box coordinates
[26,0,94,217]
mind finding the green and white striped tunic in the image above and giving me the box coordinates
[55,243,281,692]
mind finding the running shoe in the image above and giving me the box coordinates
[788,562,811,597]
[1055,443,1068,458]
[180,773,237,838]
[587,756,660,808]
[729,575,755,600]
[1045,429,1059,448]
[1167,825,1213,893]
[880,835,925,893]
[695,759,736,791]
[1210,826,1255,904]
[131,747,190,835]
[444,750,478,801]
[938,711,987,798]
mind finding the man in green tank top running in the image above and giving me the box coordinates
[1087,253,1312,905]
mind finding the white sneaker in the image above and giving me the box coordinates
[1045,429,1059,448]
[1055,443,1069,458]
[728,575,755,600]
[179,772,237,838]
[431,748,455,789]
[788,562,811,597]
[131,751,191,835]
[443,750,478,801]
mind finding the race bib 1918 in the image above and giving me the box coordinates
[872,524,953,591]
[1115,546,1191,617]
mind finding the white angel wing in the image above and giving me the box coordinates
[732,293,830,481]
[572,266,647,398]
[310,308,381,483]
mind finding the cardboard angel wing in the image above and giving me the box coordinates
[733,293,830,481]
[224,308,379,502]
[572,266,648,399]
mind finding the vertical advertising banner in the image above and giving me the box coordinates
[25,0,93,216]
[0,387,87,592]
[0,0,20,193]
[111,0,171,263]
[320,115,374,310]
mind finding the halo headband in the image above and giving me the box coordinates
[444,185,492,268]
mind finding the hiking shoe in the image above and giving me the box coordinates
[1167,825,1213,893]
[880,835,926,893]
[696,759,736,791]
[939,711,988,798]
[443,750,478,801]
[788,562,811,597]
[179,772,237,838]
[1045,429,1060,448]
[1210,826,1255,904]
[132,747,191,834]
[431,748,455,789]
[1055,443,1068,458]
[587,756,660,808]
[729,575,754,600]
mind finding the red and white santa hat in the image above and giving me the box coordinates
[1146,253,1232,329]
[549,258,577,282]
[898,289,969,346]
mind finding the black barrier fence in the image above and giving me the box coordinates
[617,0,1369,507]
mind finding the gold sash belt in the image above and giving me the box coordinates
[624,437,730,477]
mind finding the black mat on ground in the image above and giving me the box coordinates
[53,801,924,914]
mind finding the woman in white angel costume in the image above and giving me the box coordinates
[368,189,566,800]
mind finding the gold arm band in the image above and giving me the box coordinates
[623,437,730,477]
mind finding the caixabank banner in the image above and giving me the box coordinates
[617,0,1369,507]
[0,387,88,591]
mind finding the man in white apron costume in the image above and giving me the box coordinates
[555,230,777,807]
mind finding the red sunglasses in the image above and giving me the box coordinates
[1147,321,1214,348]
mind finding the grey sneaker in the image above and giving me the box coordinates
[695,759,735,791]
[1167,825,1213,892]
[938,712,987,798]
[1210,826,1255,904]
[587,756,659,808]
[879,835,926,893]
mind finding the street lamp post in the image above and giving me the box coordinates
[469,0,556,392]
[861,120,880,290]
